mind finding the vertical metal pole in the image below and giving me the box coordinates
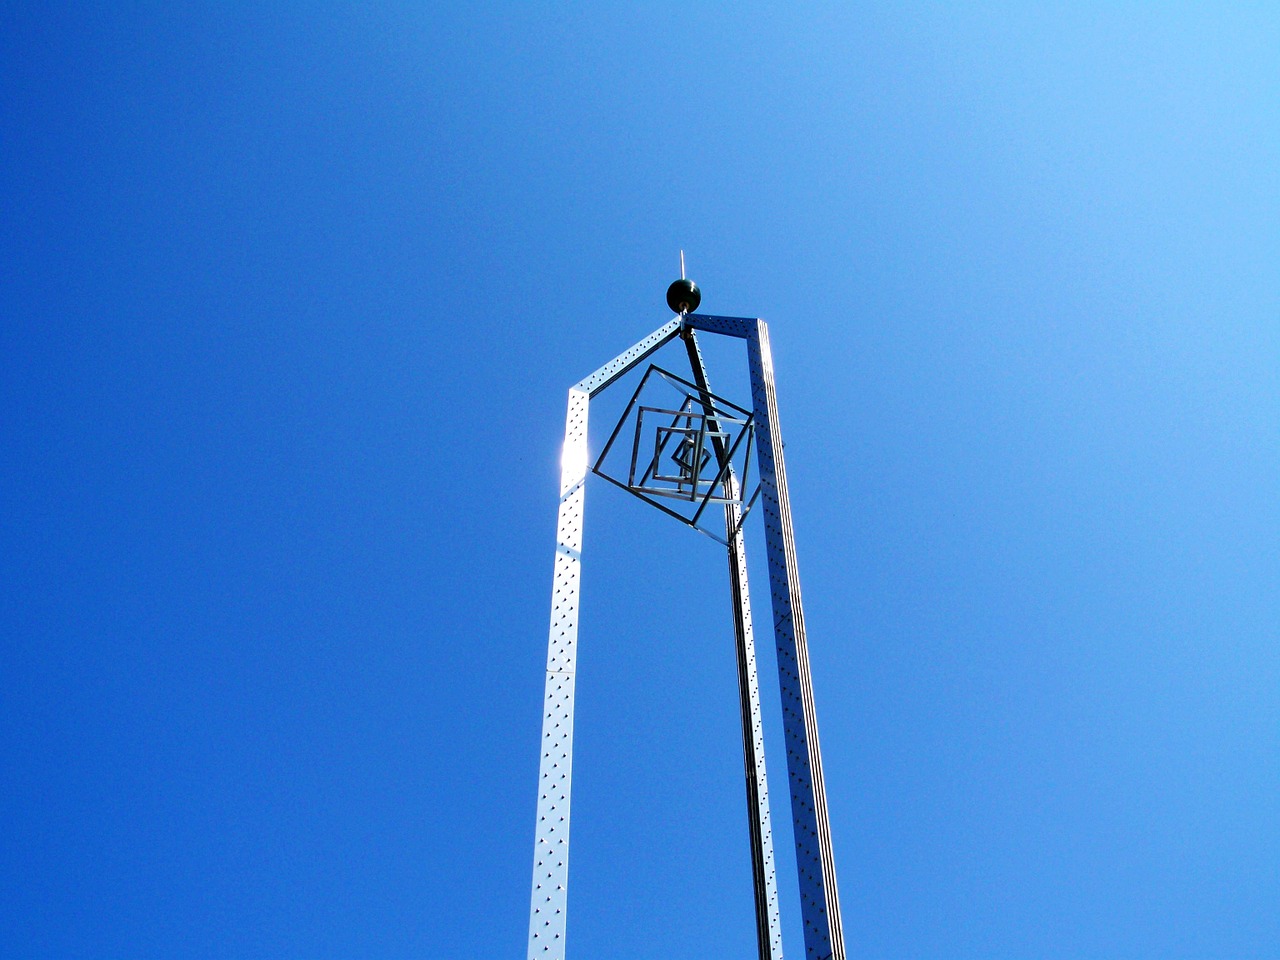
[527,320,683,960]
[528,387,589,960]
[748,320,846,960]
[683,329,784,960]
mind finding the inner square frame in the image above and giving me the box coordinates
[633,401,732,497]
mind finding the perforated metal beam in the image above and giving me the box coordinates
[685,313,847,960]
[527,387,587,960]
[528,320,682,960]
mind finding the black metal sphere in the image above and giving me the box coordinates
[666,278,701,314]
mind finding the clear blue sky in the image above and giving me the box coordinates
[3,3,1277,958]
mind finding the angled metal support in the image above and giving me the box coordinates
[685,313,847,960]
[528,320,681,960]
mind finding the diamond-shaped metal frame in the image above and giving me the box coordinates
[634,402,732,497]
[593,364,760,545]
[666,430,713,487]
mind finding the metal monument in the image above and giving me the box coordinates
[528,261,846,960]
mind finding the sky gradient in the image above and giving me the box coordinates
[3,4,1277,958]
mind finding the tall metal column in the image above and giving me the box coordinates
[747,320,846,960]
[685,313,847,960]
[682,328,784,960]
[526,386,586,960]
[528,321,682,960]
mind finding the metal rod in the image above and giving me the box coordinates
[682,327,784,960]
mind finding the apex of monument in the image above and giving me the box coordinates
[666,250,700,314]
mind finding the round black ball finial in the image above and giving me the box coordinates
[666,278,701,314]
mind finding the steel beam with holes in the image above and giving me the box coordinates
[685,313,847,960]
[527,321,682,960]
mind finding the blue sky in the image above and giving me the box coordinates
[2,3,1277,957]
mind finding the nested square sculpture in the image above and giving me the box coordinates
[529,312,847,960]
[593,364,759,545]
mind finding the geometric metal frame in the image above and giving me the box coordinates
[528,313,846,960]
[592,363,761,546]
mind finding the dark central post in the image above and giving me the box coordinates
[681,325,783,960]
[683,311,847,960]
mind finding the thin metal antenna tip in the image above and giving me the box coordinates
[666,255,701,315]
